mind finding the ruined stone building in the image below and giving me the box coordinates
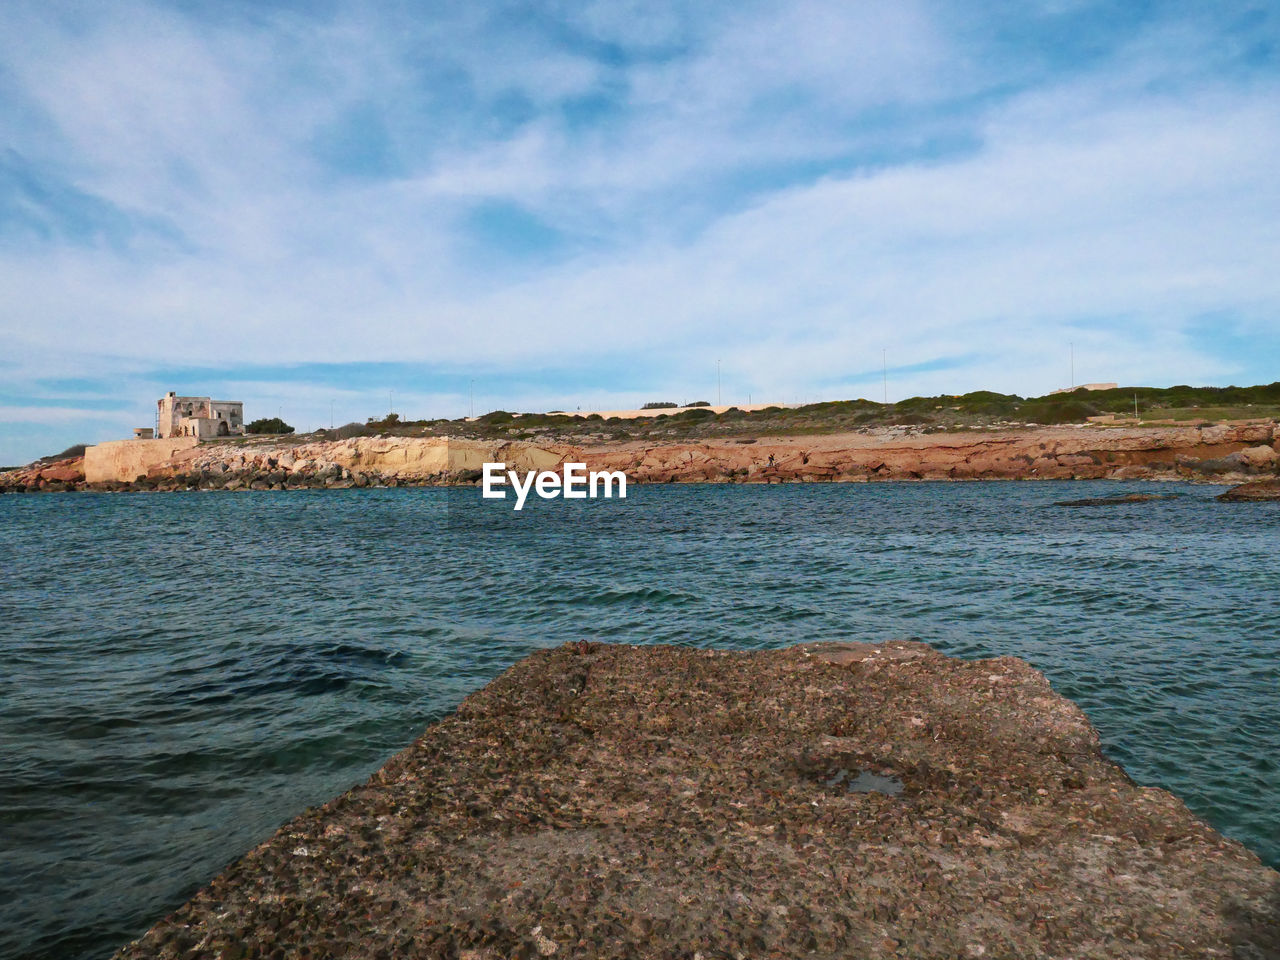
[156,392,245,439]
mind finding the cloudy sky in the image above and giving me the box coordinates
[2,1,1278,463]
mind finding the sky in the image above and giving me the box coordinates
[1,0,1279,464]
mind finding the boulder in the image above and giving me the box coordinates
[1218,479,1280,501]
[1239,445,1278,471]
[38,461,85,483]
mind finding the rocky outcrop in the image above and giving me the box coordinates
[577,422,1280,484]
[8,421,1280,492]
[113,641,1278,959]
[0,455,86,492]
[1053,493,1179,507]
[83,438,200,485]
[57,437,571,491]
[1217,478,1280,502]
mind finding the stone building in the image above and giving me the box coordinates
[1050,382,1119,395]
[156,392,245,439]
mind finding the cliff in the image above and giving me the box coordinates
[575,421,1280,484]
[4,421,1280,492]
[113,641,1278,959]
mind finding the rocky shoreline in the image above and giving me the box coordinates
[4,421,1280,494]
[113,641,1278,959]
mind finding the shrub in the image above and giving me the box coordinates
[686,400,711,407]
[43,443,88,461]
[642,401,678,409]
[328,422,373,440]
[1020,400,1099,424]
[246,417,295,434]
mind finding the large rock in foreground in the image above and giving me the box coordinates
[115,643,1278,959]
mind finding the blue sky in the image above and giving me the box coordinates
[2,0,1279,463]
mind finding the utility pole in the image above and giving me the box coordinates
[1134,393,1139,420]
[717,360,721,406]
[882,349,888,405]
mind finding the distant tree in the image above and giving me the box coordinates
[246,417,294,434]
[642,401,678,409]
[686,400,711,407]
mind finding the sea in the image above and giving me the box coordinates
[1,482,1277,959]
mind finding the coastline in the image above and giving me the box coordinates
[112,640,1280,959]
[4,421,1280,494]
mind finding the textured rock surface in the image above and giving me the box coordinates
[7,421,1280,492]
[575,422,1280,484]
[83,438,200,484]
[0,455,85,492]
[1218,478,1280,502]
[114,642,1278,960]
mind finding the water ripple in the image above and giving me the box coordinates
[0,482,1277,960]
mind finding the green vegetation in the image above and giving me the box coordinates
[641,401,678,409]
[340,381,1280,445]
[40,443,88,462]
[246,417,295,435]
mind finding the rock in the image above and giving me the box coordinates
[1218,479,1280,501]
[38,462,85,483]
[1239,445,1279,470]
[111,642,1279,960]
[56,420,1280,491]
[1054,493,1179,507]
[1182,453,1249,476]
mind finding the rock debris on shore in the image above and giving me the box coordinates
[114,641,1278,960]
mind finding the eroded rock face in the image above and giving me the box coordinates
[11,420,1280,492]
[0,455,86,492]
[576,422,1280,484]
[114,642,1278,960]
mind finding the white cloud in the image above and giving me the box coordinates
[1,0,1279,464]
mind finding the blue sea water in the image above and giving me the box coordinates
[0,482,1277,959]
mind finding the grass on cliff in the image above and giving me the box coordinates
[345,382,1280,445]
[172,382,1278,455]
